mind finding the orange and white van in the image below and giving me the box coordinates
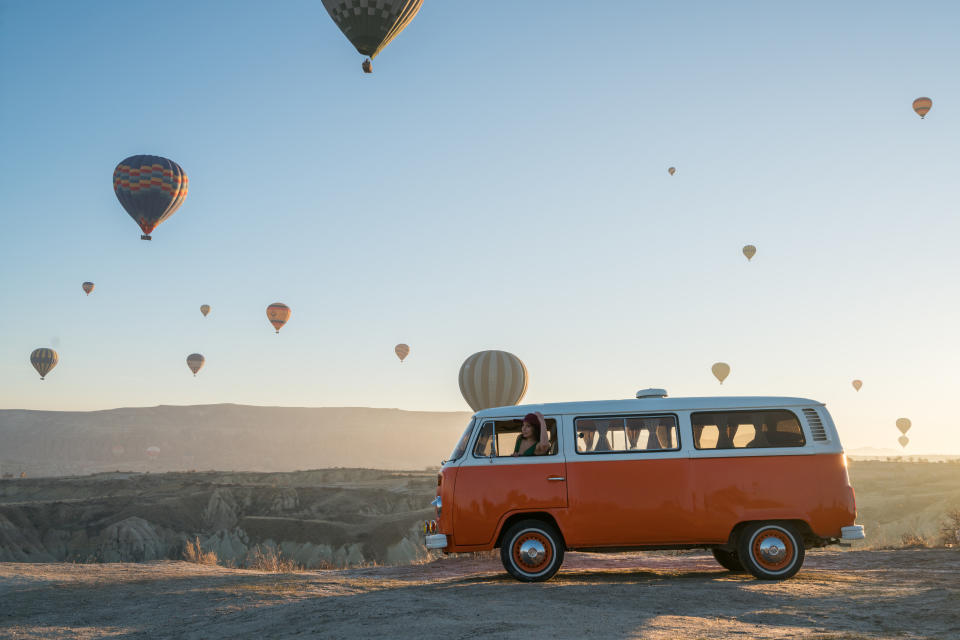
[424,389,865,581]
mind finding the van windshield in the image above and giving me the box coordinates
[447,418,476,462]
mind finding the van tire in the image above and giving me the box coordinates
[500,520,564,582]
[711,547,745,572]
[737,522,805,580]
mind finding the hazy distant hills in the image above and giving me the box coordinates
[0,405,472,477]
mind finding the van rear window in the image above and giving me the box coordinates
[574,415,679,454]
[691,410,805,450]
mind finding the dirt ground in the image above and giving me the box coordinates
[2,549,958,639]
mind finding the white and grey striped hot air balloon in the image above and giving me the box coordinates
[458,350,529,413]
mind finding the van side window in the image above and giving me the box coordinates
[575,415,678,454]
[691,410,806,450]
[472,419,558,458]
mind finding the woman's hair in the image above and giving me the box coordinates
[522,413,541,438]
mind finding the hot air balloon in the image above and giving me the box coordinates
[711,362,730,384]
[187,353,205,376]
[668,167,676,176]
[111,445,125,457]
[200,304,210,317]
[146,446,160,458]
[852,379,862,391]
[320,0,422,73]
[742,245,757,261]
[458,350,528,412]
[113,155,188,240]
[898,435,909,448]
[82,282,95,296]
[912,97,932,119]
[395,343,410,362]
[266,303,291,334]
[896,418,911,435]
[30,348,58,380]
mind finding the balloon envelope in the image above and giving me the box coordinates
[459,350,528,412]
[146,446,160,458]
[742,245,757,261]
[187,353,205,376]
[668,167,676,176]
[395,343,410,362]
[912,97,932,118]
[266,303,291,333]
[711,362,730,384]
[896,418,911,435]
[113,155,188,240]
[852,379,862,391]
[898,435,909,448]
[321,0,422,64]
[30,348,58,380]
[82,282,94,295]
[200,304,210,317]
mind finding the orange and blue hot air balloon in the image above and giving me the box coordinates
[266,303,291,334]
[113,155,188,240]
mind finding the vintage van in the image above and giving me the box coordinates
[423,390,865,581]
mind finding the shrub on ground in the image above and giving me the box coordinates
[183,537,219,566]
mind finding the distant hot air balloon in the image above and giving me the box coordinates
[896,418,911,435]
[668,167,676,176]
[146,446,160,458]
[742,245,757,261]
[113,155,188,240]
[912,97,932,119]
[852,379,862,392]
[395,343,410,362]
[82,282,95,296]
[111,445,125,457]
[898,435,909,448]
[266,303,291,334]
[30,348,58,380]
[711,362,730,384]
[458,350,528,412]
[200,304,210,317]
[320,0,422,73]
[186,353,205,377]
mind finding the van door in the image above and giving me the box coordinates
[453,417,567,546]
[561,413,696,547]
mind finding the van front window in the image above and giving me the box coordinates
[447,418,476,462]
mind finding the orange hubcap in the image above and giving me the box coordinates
[752,528,795,571]
[512,531,553,572]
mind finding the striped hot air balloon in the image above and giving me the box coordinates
[458,350,529,412]
[321,0,422,73]
[113,155,188,240]
[266,303,291,334]
[912,97,932,119]
[200,304,210,317]
[395,343,410,362]
[82,282,95,295]
[30,348,58,380]
[186,353,205,376]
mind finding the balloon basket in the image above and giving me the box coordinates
[362,59,372,74]
[141,234,152,241]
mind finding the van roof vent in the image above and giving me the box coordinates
[636,388,668,399]
[802,408,828,442]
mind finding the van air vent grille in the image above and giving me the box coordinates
[802,408,828,442]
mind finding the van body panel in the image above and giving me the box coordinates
[560,458,696,546]
[452,460,568,546]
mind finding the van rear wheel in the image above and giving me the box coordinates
[500,519,564,582]
[737,522,805,580]
[711,547,745,572]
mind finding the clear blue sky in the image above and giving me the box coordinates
[2,0,959,454]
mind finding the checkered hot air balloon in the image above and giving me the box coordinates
[113,155,188,240]
[266,303,291,334]
[321,0,423,73]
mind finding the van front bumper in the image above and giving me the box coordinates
[841,525,865,540]
[425,534,448,550]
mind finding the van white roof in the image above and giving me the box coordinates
[473,396,824,419]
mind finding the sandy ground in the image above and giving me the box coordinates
[2,549,958,639]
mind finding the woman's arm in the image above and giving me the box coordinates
[534,411,551,455]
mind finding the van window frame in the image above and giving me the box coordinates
[572,413,681,455]
[470,417,560,459]
[690,408,807,451]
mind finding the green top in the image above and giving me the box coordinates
[514,436,537,457]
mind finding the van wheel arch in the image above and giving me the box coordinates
[495,512,566,550]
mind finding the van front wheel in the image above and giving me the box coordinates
[500,520,564,582]
[737,522,805,580]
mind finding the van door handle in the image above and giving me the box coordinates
[547,476,566,481]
